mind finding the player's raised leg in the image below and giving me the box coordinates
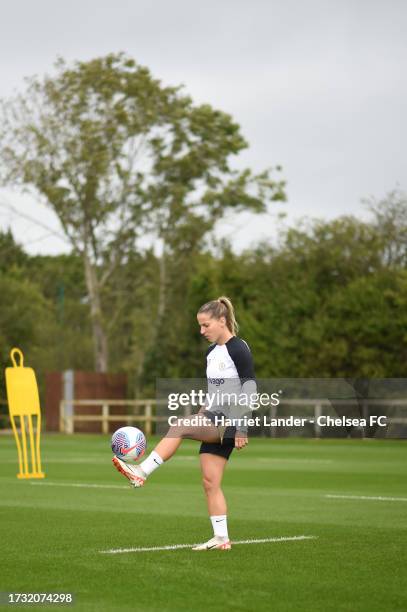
[153,417,220,460]
[112,418,220,487]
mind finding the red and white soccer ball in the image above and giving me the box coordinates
[111,426,147,463]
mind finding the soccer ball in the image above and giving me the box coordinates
[111,426,147,463]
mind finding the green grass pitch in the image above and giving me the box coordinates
[0,434,406,611]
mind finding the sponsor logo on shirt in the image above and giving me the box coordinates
[208,377,225,386]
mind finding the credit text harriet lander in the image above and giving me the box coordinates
[167,415,387,427]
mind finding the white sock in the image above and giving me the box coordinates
[139,451,164,477]
[210,515,229,539]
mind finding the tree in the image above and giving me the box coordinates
[0,53,285,372]
[0,229,28,269]
[26,253,94,372]
[365,189,407,267]
[0,234,93,396]
[304,270,407,377]
[0,269,55,397]
[195,209,406,379]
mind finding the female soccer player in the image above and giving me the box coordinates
[112,296,256,551]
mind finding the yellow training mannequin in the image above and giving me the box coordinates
[5,348,45,479]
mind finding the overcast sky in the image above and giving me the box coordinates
[0,0,406,254]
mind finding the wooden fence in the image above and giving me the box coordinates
[59,398,407,437]
[59,399,169,436]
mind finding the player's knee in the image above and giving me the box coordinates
[167,424,184,438]
[179,425,196,439]
[202,475,220,494]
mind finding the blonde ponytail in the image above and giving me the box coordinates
[197,296,239,335]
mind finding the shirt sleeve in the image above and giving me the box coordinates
[226,338,257,433]
[226,337,255,381]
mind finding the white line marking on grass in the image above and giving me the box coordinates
[100,535,318,554]
[325,494,407,502]
[30,482,129,490]
[258,458,333,464]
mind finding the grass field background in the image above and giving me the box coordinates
[0,434,406,611]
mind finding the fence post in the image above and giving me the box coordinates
[67,401,74,435]
[61,400,75,435]
[270,404,277,438]
[102,403,109,435]
[145,403,152,436]
[361,400,368,438]
[314,403,322,438]
[59,400,65,433]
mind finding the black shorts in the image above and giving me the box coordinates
[199,411,236,460]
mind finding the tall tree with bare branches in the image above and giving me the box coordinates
[0,53,285,371]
